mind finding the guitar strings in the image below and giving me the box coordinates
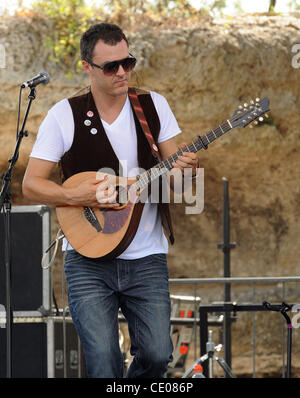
[136,120,231,191]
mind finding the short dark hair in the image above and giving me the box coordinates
[80,23,128,62]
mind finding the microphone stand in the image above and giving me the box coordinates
[0,87,36,378]
[217,177,236,376]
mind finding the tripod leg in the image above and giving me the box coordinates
[209,356,214,378]
[181,354,208,378]
[286,327,292,378]
[213,355,236,378]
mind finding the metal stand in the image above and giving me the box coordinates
[217,177,236,373]
[182,330,236,378]
[263,301,293,378]
[199,302,295,378]
[0,87,35,377]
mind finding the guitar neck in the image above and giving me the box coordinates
[136,119,233,190]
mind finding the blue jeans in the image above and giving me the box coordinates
[64,251,173,378]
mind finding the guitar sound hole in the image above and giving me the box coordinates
[116,185,128,206]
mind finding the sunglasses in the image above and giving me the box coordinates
[88,54,137,76]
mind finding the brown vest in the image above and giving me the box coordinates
[60,87,174,244]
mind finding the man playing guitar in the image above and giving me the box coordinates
[22,23,198,378]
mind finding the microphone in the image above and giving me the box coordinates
[21,71,50,89]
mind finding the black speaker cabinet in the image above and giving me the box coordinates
[0,316,48,377]
[0,314,85,378]
[50,316,86,378]
[0,205,51,312]
[0,205,51,377]
[0,206,86,378]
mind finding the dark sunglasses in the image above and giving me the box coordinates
[88,54,137,76]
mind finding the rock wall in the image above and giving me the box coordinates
[1,13,300,371]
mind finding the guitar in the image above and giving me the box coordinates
[56,97,270,259]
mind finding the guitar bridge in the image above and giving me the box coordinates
[83,207,102,232]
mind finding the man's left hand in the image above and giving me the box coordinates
[171,142,199,176]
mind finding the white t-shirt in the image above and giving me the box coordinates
[30,90,181,259]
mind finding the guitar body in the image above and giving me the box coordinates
[56,171,144,259]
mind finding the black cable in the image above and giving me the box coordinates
[52,291,59,316]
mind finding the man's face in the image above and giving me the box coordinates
[83,39,131,97]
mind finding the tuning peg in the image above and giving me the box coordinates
[264,113,269,118]
[253,120,258,125]
[238,105,243,109]
[244,103,248,107]
[259,116,264,122]
[250,100,254,104]
[256,97,260,102]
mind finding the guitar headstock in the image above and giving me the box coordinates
[230,97,270,128]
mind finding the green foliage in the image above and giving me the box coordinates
[31,0,213,76]
[288,0,300,11]
[103,0,199,18]
[32,0,300,77]
[268,0,276,12]
[32,0,102,77]
[233,0,243,13]
[190,0,227,16]
[104,0,148,14]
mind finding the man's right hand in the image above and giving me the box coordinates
[22,158,120,209]
[68,175,120,209]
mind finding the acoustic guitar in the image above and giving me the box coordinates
[56,97,270,259]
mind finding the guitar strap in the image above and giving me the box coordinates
[128,87,174,246]
[128,87,162,162]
